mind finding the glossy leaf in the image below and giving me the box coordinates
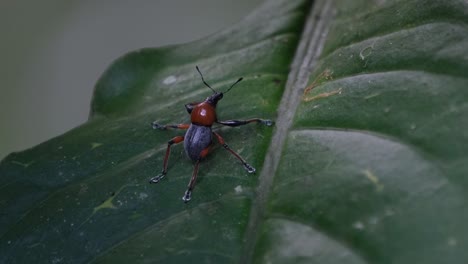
[2,0,468,263]
[254,0,468,263]
[0,0,309,263]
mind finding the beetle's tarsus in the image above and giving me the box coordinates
[182,190,192,202]
[261,119,274,126]
[152,122,166,130]
[149,173,165,183]
[244,163,256,174]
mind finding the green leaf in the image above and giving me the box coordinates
[254,0,468,264]
[0,0,309,263]
[2,0,468,263]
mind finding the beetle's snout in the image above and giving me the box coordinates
[206,92,223,106]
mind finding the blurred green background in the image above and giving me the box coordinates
[0,0,263,160]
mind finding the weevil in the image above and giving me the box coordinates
[150,66,273,202]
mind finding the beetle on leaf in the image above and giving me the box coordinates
[150,66,273,202]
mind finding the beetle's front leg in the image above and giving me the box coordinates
[217,118,274,127]
[151,122,190,130]
[149,136,184,183]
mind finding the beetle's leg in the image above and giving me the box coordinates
[152,122,190,130]
[149,136,184,183]
[213,132,256,174]
[217,118,274,127]
[182,146,211,202]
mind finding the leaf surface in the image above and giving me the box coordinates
[0,1,309,263]
[254,1,468,263]
[2,0,468,263]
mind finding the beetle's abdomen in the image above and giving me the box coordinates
[184,124,213,161]
[191,102,217,126]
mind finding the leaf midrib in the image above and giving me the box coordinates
[240,0,336,262]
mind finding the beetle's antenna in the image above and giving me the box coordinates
[196,66,216,93]
[224,77,243,94]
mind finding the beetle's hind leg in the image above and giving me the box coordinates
[150,136,184,183]
[213,132,256,174]
[182,147,211,202]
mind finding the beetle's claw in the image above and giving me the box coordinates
[244,163,256,174]
[182,190,192,202]
[149,173,165,183]
[152,121,166,130]
[261,119,274,126]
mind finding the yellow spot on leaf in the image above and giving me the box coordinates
[91,142,103,149]
[303,69,334,100]
[303,88,342,102]
[78,185,129,228]
[359,45,373,60]
[93,196,117,213]
[363,169,384,192]
[130,212,143,220]
[364,92,381,99]
[11,160,35,168]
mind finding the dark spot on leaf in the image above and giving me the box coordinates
[273,78,282,85]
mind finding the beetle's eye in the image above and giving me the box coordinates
[185,103,194,113]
